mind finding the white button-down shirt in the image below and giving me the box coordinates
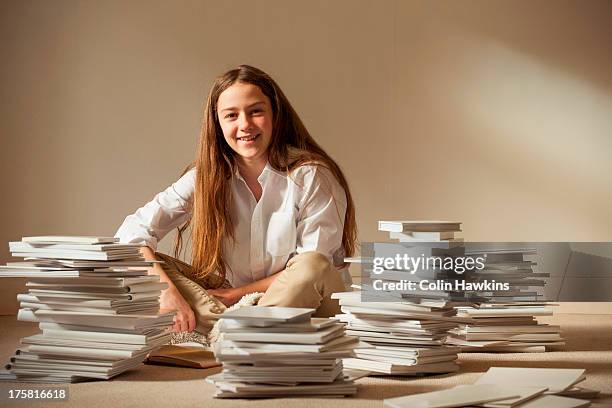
[115,163,351,288]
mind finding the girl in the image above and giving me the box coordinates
[116,65,357,334]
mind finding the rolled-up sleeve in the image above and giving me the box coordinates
[115,169,196,250]
[295,166,347,266]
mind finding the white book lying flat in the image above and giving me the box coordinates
[343,358,458,375]
[26,276,159,286]
[218,335,358,354]
[10,242,140,251]
[390,231,457,240]
[459,325,560,334]
[220,306,314,324]
[216,346,358,362]
[219,317,337,333]
[14,251,141,261]
[18,344,151,361]
[223,324,345,345]
[457,307,553,317]
[22,236,119,244]
[20,309,174,330]
[41,328,169,345]
[17,294,150,307]
[25,290,161,301]
[475,367,586,394]
[378,220,462,233]
[452,384,549,408]
[357,346,460,358]
[26,281,167,293]
[208,376,357,398]
[25,259,157,268]
[383,384,521,408]
[353,352,457,366]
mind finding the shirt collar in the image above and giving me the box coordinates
[233,161,281,184]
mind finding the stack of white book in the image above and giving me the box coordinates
[447,249,562,352]
[208,306,359,398]
[336,221,463,375]
[0,236,174,382]
[447,302,563,352]
[385,367,595,407]
[332,291,462,375]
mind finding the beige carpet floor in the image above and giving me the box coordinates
[0,313,611,407]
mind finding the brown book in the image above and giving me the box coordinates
[145,345,221,369]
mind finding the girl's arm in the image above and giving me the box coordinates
[141,246,196,332]
[115,169,197,332]
[208,272,279,306]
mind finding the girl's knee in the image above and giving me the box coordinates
[287,252,332,283]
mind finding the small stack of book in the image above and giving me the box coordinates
[208,306,359,398]
[332,291,462,375]
[447,302,563,352]
[0,236,174,382]
[446,248,563,352]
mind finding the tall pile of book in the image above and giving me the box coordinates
[379,221,562,352]
[208,306,359,398]
[334,221,464,375]
[0,236,174,382]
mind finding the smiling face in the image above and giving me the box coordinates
[217,82,274,169]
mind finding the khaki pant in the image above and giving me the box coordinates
[155,252,345,334]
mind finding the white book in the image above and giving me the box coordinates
[26,276,160,286]
[216,347,358,363]
[219,317,337,333]
[17,294,149,307]
[220,306,314,324]
[24,259,157,268]
[475,367,586,393]
[456,307,553,317]
[378,220,462,233]
[344,358,459,375]
[22,236,119,244]
[340,306,469,323]
[10,242,140,252]
[19,302,158,315]
[223,323,345,345]
[356,346,459,358]
[37,322,161,335]
[218,335,358,354]
[26,290,161,301]
[1,270,146,278]
[353,352,457,366]
[383,384,521,408]
[18,344,151,361]
[14,251,141,261]
[26,281,167,294]
[452,333,563,342]
[20,309,174,330]
[390,231,457,240]
[208,376,357,398]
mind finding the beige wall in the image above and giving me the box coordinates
[1,0,611,313]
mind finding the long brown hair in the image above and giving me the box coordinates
[174,65,357,282]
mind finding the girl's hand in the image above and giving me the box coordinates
[160,287,196,332]
[208,287,246,307]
